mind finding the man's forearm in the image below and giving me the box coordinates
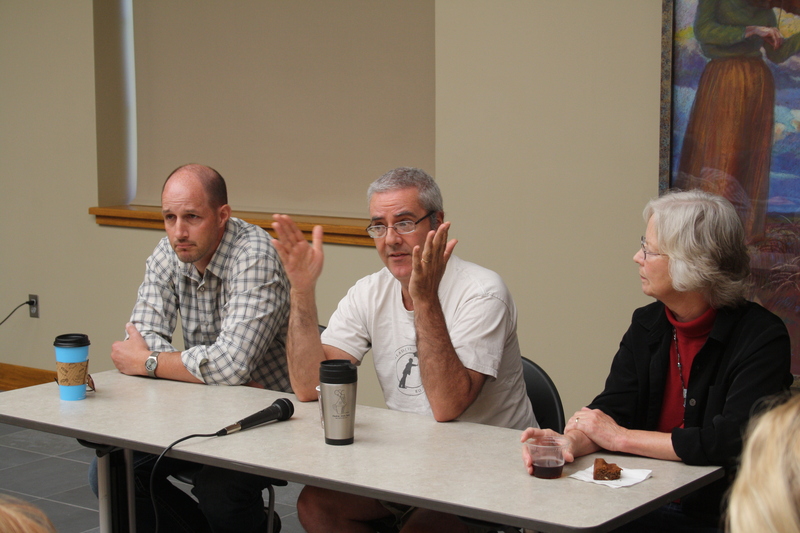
[414,299,484,421]
[286,288,327,400]
[152,351,204,383]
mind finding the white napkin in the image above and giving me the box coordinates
[569,463,652,488]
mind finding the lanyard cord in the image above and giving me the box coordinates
[672,328,688,412]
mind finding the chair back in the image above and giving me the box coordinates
[521,357,565,433]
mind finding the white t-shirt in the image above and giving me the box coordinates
[321,255,536,430]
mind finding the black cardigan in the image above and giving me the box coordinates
[588,300,792,520]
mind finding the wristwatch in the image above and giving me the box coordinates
[145,351,160,378]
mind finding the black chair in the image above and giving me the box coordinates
[460,358,565,533]
[521,356,565,433]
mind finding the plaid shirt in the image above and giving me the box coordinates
[130,217,291,391]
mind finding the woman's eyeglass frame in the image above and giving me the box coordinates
[640,236,666,261]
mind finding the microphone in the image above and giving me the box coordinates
[216,398,294,436]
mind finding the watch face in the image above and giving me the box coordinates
[145,358,157,371]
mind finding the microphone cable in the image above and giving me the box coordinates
[150,431,217,533]
[149,399,293,532]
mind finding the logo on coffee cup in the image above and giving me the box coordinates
[333,388,350,416]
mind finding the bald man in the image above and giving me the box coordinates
[107,164,291,533]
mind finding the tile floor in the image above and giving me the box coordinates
[0,422,305,532]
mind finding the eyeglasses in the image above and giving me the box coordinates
[366,211,435,239]
[640,236,665,260]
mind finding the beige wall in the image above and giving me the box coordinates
[435,1,661,416]
[0,1,661,417]
[131,0,435,218]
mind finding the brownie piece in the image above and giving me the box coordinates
[593,458,622,480]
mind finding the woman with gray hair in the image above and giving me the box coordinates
[522,190,792,532]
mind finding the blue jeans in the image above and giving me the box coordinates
[90,453,273,533]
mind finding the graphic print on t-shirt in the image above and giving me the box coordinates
[395,345,423,396]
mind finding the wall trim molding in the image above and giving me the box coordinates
[89,205,375,247]
[0,363,57,391]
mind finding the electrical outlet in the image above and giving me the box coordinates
[29,294,39,318]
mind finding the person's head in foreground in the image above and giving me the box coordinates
[726,393,800,533]
[0,495,55,533]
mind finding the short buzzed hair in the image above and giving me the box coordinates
[367,167,443,229]
[164,164,228,208]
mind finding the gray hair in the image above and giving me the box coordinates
[644,189,750,309]
[367,167,443,229]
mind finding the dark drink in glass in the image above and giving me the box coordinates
[525,436,568,480]
[532,458,563,479]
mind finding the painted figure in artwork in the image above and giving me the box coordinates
[676,0,800,242]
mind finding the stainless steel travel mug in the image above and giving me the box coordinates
[319,360,358,445]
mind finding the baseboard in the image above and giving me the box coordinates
[0,363,57,390]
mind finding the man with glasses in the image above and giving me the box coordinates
[271,167,534,533]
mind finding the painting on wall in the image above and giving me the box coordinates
[660,0,800,378]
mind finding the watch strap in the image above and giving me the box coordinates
[146,351,159,378]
